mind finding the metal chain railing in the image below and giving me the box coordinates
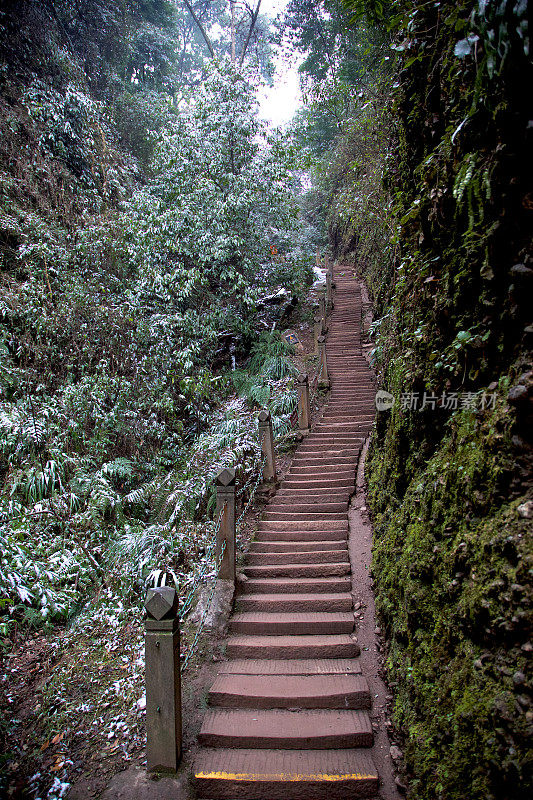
[236,454,266,531]
[180,537,226,671]
[180,451,265,670]
[179,501,226,619]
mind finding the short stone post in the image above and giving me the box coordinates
[215,468,236,583]
[258,410,276,483]
[144,587,182,773]
[297,373,311,434]
[317,335,330,388]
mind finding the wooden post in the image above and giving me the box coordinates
[297,373,311,433]
[318,291,326,323]
[215,468,236,583]
[145,587,182,773]
[258,410,276,483]
[317,335,330,388]
[326,271,334,311]
[314,313,322,355]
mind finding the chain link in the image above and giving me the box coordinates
[179,501,226,619]
[181,538,226,671]
[236,454,266,529]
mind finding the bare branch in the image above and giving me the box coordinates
[182,0,216,59]
[238,0,261,68]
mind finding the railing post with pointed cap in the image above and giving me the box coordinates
[144,586,182,773]
[314,313,323,355]
[297,373,311,434]
[326,271,333,311]
[317,335,330,388]
[258,409,276,483]
[215,468,236,583]
[318,291,326,324]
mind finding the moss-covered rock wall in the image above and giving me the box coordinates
[333,1,532,797]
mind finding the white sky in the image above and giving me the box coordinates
[257,0,302,128]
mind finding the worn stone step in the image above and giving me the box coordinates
[277,487,352,497]
[247,550,349,566]
[254,529,347,542]
[290,457,357,468]
[281,478,354,490]
[216,658,362,675]
[198,708,373,749]
[294,445,360,455]
[208,674,370,709]
[287,466,355,476]
[265,501,347,514]
[250,539,348,552]
[276,487,352,497]
[236,591,352,612]
[263,511,348,521]
[194,748,379,799]
[226,634,360,659]
[229,611,354,636]
[257,519,348,531]
[238,576,352,594]
[242,561,350,579]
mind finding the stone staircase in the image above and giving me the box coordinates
[194,267,378,799]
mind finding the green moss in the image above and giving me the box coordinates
[368,394,532,799]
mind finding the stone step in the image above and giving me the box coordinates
[242,562,350,579]
[194,748,379,799]
[216,658,362,675]
[281,478,354,490]
[225,634,360,659]
[198,708,373,749]
[287,466,355,476]
[257,519,348,531]
[290,457,357,467]
[229,611,354,636]
[208,674,370,709]
[250,539,348,552]
[254,530,347,542]
[276,487,352,497]
[236,591,352,612]
[246,550,349,566]
[294,445,360,455]
[263,510,348,521]
[265,501,347,514]
[238,576,352,594]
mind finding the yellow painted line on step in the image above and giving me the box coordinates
[195,771,376,782]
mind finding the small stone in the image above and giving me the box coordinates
[375,627,382,635]
[390,745,403,761]
[517,695,530,709]
[518,501,533,519]
[511,263,533,280]
[395,776,407,794]
[473,659,483,670]
[513,671,526,687]
[508,385,528,404]
[521,642,532,654]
